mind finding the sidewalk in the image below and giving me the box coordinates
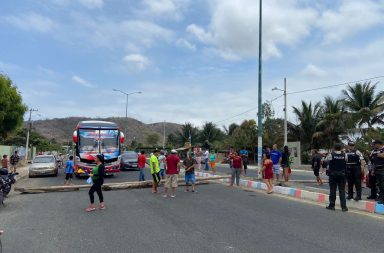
[195,171,384,216]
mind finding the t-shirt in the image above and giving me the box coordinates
[209,154,216,162]
[65,160,74,174]
[150,155,160,174]
[10,155,20,165]
[232,156,242,169]
[270,150,282,165]
[158,155,166,170]
[311,154,321,170]
[203,151,209,160]
[282,152,290,165]
[183,158,195,174]
[1,158,8,169]
[239,149,248,157]
[138,155,147,169]
[166,155,180,175]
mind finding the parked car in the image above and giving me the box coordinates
[120,151,139,170]
[29,155,59,177]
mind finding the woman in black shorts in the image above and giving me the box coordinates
[311,150,323,185]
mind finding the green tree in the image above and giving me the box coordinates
[229,120,258,149]
[263,101,275,120]
[292,101,323,150]
[176,122,199,146]
[0,74,27,140]
[146,133,160,146]
[342,81,384,128]
[263,118,284,148]
[224,123,239,136]
[166,133,177,148]
[199,122,224,144]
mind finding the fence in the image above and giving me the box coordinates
[0,145,36,161]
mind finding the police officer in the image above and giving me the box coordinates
[371,140,384,204]
[326,143,348,212]
[345,142,364,201]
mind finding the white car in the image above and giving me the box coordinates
[29,155,59,177]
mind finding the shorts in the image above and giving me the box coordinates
[313,168,320,177]
[185,173,196,185]
[165,174,178,188]
[65,173,73,180]
[152,173,161,184]
[210,162,216,169]
[159,169,165,178]
[273,164,281,175]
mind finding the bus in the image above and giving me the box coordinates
[72,121,125,176]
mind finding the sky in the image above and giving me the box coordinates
[0,0,384,128]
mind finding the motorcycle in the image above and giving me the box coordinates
[0,168,18,206]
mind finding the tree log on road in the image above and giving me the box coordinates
[14,176,230,194]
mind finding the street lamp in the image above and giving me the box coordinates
[257,0,263,176]
[272,77,287,146]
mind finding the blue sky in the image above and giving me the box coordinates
[0,0,383,127]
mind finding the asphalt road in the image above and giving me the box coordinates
[1,176,384,253]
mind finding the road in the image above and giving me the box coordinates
[1,172,384,253]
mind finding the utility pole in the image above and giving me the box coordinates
[25,108,38,161]
[163,120,166,149]
[257,0,263,176]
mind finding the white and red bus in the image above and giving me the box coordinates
[72,121,125,176]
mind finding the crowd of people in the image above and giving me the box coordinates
[1,151,20,174]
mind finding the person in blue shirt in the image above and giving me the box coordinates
[270,144,282,183]
[239,147,249,175]
[65,155,75,185]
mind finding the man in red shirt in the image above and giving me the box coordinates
[229,152,243,187]
[163,149,181,198]
[138,151,147,181]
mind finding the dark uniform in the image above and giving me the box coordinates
[346,150,362,200]
[327,152,347,210]
[372,146,384,203]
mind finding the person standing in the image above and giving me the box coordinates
[239,147,249,175]
[209,151,216,174]
[183,152,197,192]
[64,156,75,185]
[203,149,210,171]
[150,150,161,194]
[158,151,166,180]
[228,146,235,168]
[1,155,8,171]
[281,146,291,182]
[260,154,273,194]
[270,144,282,183]
[10,151,20,174]
[85,154,105,212]
[229,152,243,187]
[326,143,348,212]
[196,149,203,171]
[311,150,323,185]
[371,140,384,204]
[163,150,180,198]
[138,151,147,181]
[345,142,364,201]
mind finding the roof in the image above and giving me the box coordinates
[76,121,119,129]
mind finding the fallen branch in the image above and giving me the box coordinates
[14,175,230,194]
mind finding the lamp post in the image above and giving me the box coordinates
[272,78,287,146]
[257,0,263,176]
[112,89,142,146]
[25,108,38,161]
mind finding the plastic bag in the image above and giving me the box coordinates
[86,177,93,185]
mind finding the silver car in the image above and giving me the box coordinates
[29,155,59,177]
[121,151,139,170]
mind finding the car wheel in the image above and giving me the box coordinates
[28,174,33,178]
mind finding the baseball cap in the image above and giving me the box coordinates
[171,149,177,154]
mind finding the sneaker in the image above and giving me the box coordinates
[353,197,361,202]
[162,194,168,198]
[192,190,198,193]
[326,206,335,211]
[342,208,349,212]
[170,195,176,198]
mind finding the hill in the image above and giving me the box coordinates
[30,117,182,146]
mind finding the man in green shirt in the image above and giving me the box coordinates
[150,150,161,193]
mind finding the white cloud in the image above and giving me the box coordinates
[78,0,104,9]
[140,0,190,20]
[3,13,56,33]
[187,0,318,61]
[122,54,150,71]
[72,75,94,88]
[176,38,196,51]
[318,0,384,44]
[300,64,327,77]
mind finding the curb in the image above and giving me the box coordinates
[195,171,384,215]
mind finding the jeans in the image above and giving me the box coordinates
[159,169,165,178]
[89,179,104,204]
[231,168,241,186]
[204,158,209,171]
[329,174,347,209]
[139,169,145,181]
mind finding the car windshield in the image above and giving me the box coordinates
[34,157,55,163]
[122,152,137,159]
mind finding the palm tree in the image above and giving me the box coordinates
[176,122,199,147]
[292,101,323,150]
[313,96,351,149]
[342,82,384,128]
[199,122,224,144]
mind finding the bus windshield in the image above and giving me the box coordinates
[78,129,119,160]
[100,130,119,157]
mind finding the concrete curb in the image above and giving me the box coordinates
[195,171,384,215]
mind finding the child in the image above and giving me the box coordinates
[65,156,75,185]
[209,151,216,174]
[260,154,273,194]
[1,155,8,171]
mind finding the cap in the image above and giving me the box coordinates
[96,154,105,163]
[373,140,383,145]
[171,149,177,154]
